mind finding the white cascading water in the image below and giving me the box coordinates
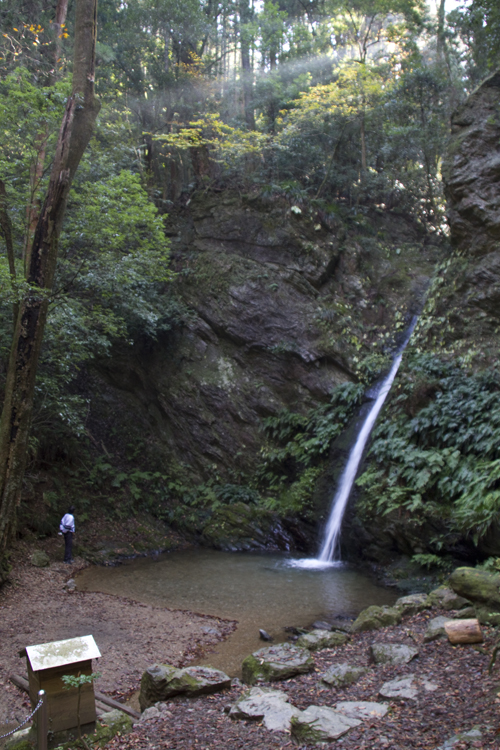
[315,317,418,564]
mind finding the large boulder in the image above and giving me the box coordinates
[335,701,388,721]
[350,605,402,633]
[139,664,231,710]
[448,567,500,609]
[229,687,301,732]
[242,643,314,685]
[296,629,349,651]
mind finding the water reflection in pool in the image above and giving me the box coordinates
[77,549,396,676]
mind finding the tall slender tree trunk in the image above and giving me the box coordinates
[0,0,100,585]
[239,0,255,130]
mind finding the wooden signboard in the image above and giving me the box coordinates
[24,635,101,733]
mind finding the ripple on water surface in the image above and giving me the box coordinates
[77,549,396,676]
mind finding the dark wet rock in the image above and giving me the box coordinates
[296,629,349,651]
[320,663,368,688]
[229,687,301,732]
[139,664,231,710]
[370,643,419,666]
[350,605,402,633]
[291,705,361,743]
[259,629,273,642]
[241,643,314,685]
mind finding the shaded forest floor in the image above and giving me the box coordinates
[105,609,500,750]
[0,541,235,735]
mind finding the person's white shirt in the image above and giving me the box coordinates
[59,513,75,533]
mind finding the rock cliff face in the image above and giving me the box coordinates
[93,193,434,492]
[428,70,500,356]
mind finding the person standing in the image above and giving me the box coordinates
[59,505,75,563]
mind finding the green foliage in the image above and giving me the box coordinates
[411,553,451,571]
[357,356,500,546]
[259,383,364,495]
[62,672,101,690]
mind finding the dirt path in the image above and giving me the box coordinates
[0,543,235,735]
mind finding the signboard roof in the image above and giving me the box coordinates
[26,635,101,672]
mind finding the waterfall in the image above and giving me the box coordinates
[317,317,418,563]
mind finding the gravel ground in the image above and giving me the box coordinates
[104,609,500,750]
[0,541,235,736]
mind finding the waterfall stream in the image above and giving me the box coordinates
[317,317,418,563]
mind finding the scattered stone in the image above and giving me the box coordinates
[448,567,500,609]
[474,605,500,626]
[320,663,368,688]
[201,627,220,636]
[259,629,273,641]
[350,605,402,633]
[241,643,313,685]
[229,687,301,732]
[423,616,451,643]
[335,701,388,721]
[379,675,438,701]
[95,709,134,743]
[434,726,483,750]
[328,618,353,633]
[30,551,50,568]
[296,629,349,651]
[291,705,361,744]
[370,643,419,665]
[312,620,332,631]
[428,586,471,611]
[379,675,418,701]
[139,706,161,722]
[139,664,231,709]
[4,728,33,750]
[394,593,429,615]
[451,606,476,619]
[63,578,76,593]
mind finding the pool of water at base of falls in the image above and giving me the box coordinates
[76,548,397,677]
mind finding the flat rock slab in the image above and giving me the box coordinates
[335,701,388,721]
[140,664,231,710]
[395,593,429,615]
[229,687,301,732]
[350,605,402,633]
[291,705,361,744]
[242,643,314,685]
[321,663,368,688]
[379,674,438,701]
[370,643,419,665]
[423,616,451,642]
[296,629,349,651]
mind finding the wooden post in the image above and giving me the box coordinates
[37,690,48,750]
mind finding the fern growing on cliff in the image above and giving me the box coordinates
[356,355,500,546]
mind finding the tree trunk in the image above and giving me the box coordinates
[0,0,100,585]
[239,0,255,130]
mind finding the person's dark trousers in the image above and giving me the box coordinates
[64,532,73,562]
